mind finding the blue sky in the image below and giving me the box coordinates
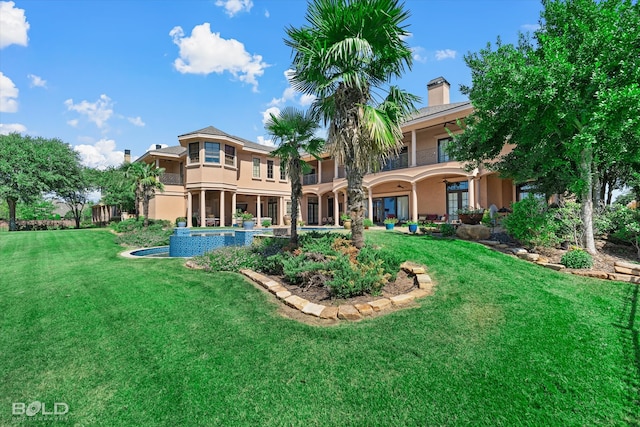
[0,0,543,169]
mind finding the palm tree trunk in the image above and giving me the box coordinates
[143,192,150,228]
[346,165,366,249]
[290,162,302,246]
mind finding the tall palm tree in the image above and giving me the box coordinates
[265,107,324,246]
[286,0,419,248]
[125,162,165,228]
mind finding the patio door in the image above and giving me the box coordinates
[446,181,469,221]
[307,197,318,225]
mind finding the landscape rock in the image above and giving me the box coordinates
[275,290,292,300]
[544,263,566,271]
[478,240,500,246]
[337,305,363,320]
[456,224,491,240]
[369,298,392,312]
[517,253,540,262]
[390,293,416,306]
[400,261,427,275]
[284,295,309,310]
[354,303,374,316]
[415,273,432,289]
[614,265,640,276]
[407,289,430,299]
[511,248,529,255]
[301,302,326,317]
[571,270,609,280]
[608,273,640,284]
[319,306,339,319]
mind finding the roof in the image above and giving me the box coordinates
[154,146,186,155]
[178,125,275,153]
[406,101,472,122]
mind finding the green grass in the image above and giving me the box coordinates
[1,229,638,426]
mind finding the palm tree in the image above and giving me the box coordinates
[265,107,324,246]
[125,162,165,228]
[286,0,419,248]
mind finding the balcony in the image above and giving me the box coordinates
[303,173,317,185]
[381,152,409,172]
[160,172,184,185]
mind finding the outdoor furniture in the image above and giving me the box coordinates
[205,217,219,227]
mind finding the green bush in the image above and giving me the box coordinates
[199,246,262,272]
[560,249,593,269]
[503,196,560,248]
[439,223,456,237]
[115,228,172,248]
[326,256,388,299]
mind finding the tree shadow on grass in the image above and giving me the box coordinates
[615,282,640,425]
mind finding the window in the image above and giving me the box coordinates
[188,142,199,164]
[516,183,544,201]
[224,145,235,166]
[267,160,274,179]
[252,158,261,178]
[438,137,452,163]
[280,163,287,180]
[204,142,220,163]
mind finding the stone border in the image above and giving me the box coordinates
[477,240,640,284]
[239,261,436,321]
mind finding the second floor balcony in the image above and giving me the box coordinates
[160,172,184,186]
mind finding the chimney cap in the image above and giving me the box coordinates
[155,144,162,150]
[124,149,131,155]
[427,76,450,88]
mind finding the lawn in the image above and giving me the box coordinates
[1,229,638,426]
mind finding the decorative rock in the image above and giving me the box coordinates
[369,298,392,312]
[275,290,292,300]
[269,284,288,294]
[496,244,509,249]
[544,263,566,271]
[390,293,416,306]
[301,302,326,317]
[537,256,550,264]
[319,306,339,319]
[263,280,281,290]
[614,265,640,276]
[415,273,432,289]
[571,270,610,280]
[517,253,540,262]
[284,295,309,310]
[354,303,374,316]
[614,261,640,270]
[400,261,427,275]
[337,305,363,320]
[407,288,430,299]
[608,273,640,284]
[456,224,491,240]
[511,248,528,255]
[478,240,500,246]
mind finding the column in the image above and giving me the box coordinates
[411,182,418,222]
[279,196,285,226]
[333,190,339,226]
[187,192,193,227]
[343,190,348,215]
[368,187,373,221]
[318,194,323,225]
[410,129,417,167]
[318,161,322,184]
[468,177,476,209]
[200,189,206,227]
[219,190,225,227]
[231,192,237,226]
[334,161,339,179]
[256,195,261,225]
[155,158,160,168]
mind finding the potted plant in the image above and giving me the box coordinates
[175,217,187,228]
[340,214,352,229]
[363,218,373,229]
[241,212,255,229]
[406,220,418,233]
[457,207,485,225]
[233,210,244,227]
[261,219,272,228]
[383,217,398,230]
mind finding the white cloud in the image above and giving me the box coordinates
[0,72,18,112]
[264,9,270,18]
[0,122,26,134]
[268,86,296,107]
[170,23,267,92]
[411,46,427,63]
[299,93,316,107]
[74,138,124,170]
[67,119,79,127]
[147,143,168,151]
[27,74,46,88]
[64,94,114,129]
[261,106,280,125]
[128,116,145,127]
[521,23,541,32]
[215,0,253,17]
[268,69,316,108]
[0,1,29,49]
[256,136,274,147]
[435,49,457,61]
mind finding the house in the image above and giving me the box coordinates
[103,77,522,227]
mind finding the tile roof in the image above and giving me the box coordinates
[153,146,186,155]
[178,125,275,153]
[407,101,472,122]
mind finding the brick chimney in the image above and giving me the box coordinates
[124,149,131,163]
[427,77,450,106]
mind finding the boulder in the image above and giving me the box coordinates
[456,224,491,240]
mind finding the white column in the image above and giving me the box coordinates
[256,195,261,225]
[219,190,225,227]
[231,192,237,226]
[411,182,418,222]
[333,190,339,226]
[468,178,476,209]
[343,190,348,215]
[279,196,285,225]
[155,158,160,168]
[200,189,206,227]
[334,161,339,179]
[411,129,417,167]
[318,161,322,184]
[187,192,193,227]
[368,187,373,221]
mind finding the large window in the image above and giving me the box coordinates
[446,180,469,220]
[516,183,544,201]
[252,158,261,178]
[438,137,452,163]
[188,142,199,164]
[224,145,235,166]
[267,160,274,179]
[280,163,287,180]
[204,142,220,163]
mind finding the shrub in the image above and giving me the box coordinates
[503,196,560,248]
[261,219,272,227]
[115,228,172,248]
[439,223,456,237]
[560,248,593,269]
[200,246,261,272]
[326,255,388,299]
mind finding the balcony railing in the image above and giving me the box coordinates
[381,152,409,172]
[160,172,183,185]
[303,173,317,185]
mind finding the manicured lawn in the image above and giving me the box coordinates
[1,229,638,425]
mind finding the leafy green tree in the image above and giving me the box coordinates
[0,133,82,231]
[449,0,640,254]
[265,107,324,246]
[96,165,136,215]
[124,162,165,228]
[55,166,97,229]
[286,0,419,249]
[16,198,56,220]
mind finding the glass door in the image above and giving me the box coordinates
[446,181,469,221]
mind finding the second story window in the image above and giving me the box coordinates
[188,142,199,164]
[253,158,261,178]
[204,142,220,164]
[280,163,287,180]
[267,160,274,179]
[438,137,452,163]
[224,145,235,166]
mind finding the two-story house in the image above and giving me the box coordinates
[99,77,520,227]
